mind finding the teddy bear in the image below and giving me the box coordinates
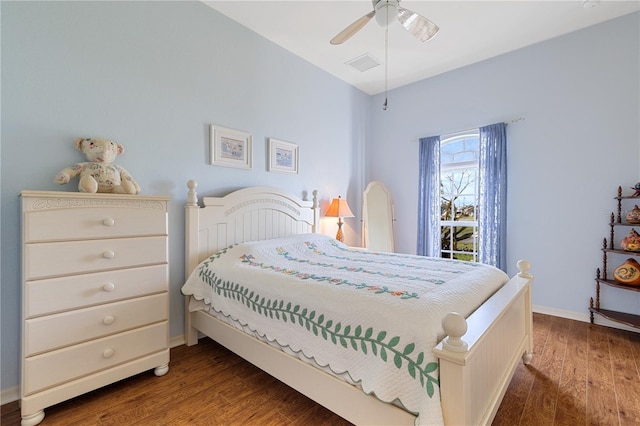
[54,137,141,194]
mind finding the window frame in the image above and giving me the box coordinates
[439,131,479,262]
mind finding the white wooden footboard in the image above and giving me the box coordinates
[434,260,533,426]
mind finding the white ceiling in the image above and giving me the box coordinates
[203,1,640,95]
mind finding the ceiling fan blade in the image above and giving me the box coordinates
[330,11,376,45]
[397,7,439,42]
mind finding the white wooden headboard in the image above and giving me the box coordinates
[184,180,319,278]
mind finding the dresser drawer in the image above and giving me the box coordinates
[24,293,168,356]
[24,205,167,243]
[25,236,167,280]
[25,264,167,318]
[23,322,168,396]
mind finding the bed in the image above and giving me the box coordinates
[182,180,533,425]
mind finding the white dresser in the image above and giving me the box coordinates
[20,191,170,426]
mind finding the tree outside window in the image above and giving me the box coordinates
[440,132,479,261]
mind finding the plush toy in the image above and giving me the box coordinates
[54,137,141,194]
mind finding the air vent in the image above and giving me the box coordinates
[345,53,381,72]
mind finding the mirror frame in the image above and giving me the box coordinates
[362,181,395,252]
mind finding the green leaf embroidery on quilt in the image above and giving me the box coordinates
[198,267,440,399]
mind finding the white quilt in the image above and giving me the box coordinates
[181,234,509,425]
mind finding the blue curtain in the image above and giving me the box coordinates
[478,123,507,270]
[417,136,441,256]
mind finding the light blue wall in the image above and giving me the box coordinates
[368,13,640,320]
[1,1,369,394]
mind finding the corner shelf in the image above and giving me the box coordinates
[588,308,640,329]
[589,186,640,330]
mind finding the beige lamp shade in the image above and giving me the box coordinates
[325,196,354,218]
[325,196,354,242]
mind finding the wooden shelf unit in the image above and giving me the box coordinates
[590,186,640,330]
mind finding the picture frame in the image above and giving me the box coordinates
[210,125,252,169]
[268,138,299,174]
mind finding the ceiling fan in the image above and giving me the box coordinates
[330,0,439,45]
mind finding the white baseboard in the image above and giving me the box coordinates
[170,335,186,348]
[1,386,19,405]
[533,305,639,333]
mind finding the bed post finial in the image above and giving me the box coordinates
[187,180,198,206]
[311,190,320,234]
[442,312,468,352]
[517,260,532,278]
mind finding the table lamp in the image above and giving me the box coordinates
[325,196,354,242]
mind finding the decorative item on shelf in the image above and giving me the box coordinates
[626,205,640,224]
[632,182,640,197]
[613,258,640,286]
[54,137,140,194]
[620,228,640,252]
[325,196,354,242]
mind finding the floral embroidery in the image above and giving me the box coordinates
[278,245,448,285]
[239,251,420,299]
[323,240,480,268]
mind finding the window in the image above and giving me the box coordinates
[418,123,506,269]
[440,132,479,261]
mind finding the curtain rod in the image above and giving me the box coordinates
[416,117,525,142]
[506,117,525,125]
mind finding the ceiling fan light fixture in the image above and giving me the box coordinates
[330,0,438,45]
[374,0,399,27]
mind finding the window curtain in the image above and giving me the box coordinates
[478,122,507,270]
[417,136,441,256]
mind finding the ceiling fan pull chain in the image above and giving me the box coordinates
[383,4,389,111]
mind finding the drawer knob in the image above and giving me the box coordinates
[103,282,116,292]
[103,315,115,325]
[102,348,115,359]
[103,218,115,226]
[103,250,115,259]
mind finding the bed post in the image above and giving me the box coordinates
[184,179,200,346]
[434,260,534,426]
[517,260,534,364]
[311,189,320,233]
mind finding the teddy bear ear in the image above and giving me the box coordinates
[74,138,89,151]
[116,143,125,154]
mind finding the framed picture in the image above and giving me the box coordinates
[268,138,299,174]
[210,125,252,169]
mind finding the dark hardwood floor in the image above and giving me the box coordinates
[3,313,639,425]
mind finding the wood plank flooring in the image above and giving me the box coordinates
[3,313,639,425]
[492,313,640,426]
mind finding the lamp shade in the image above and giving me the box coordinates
[325,196,354,218]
